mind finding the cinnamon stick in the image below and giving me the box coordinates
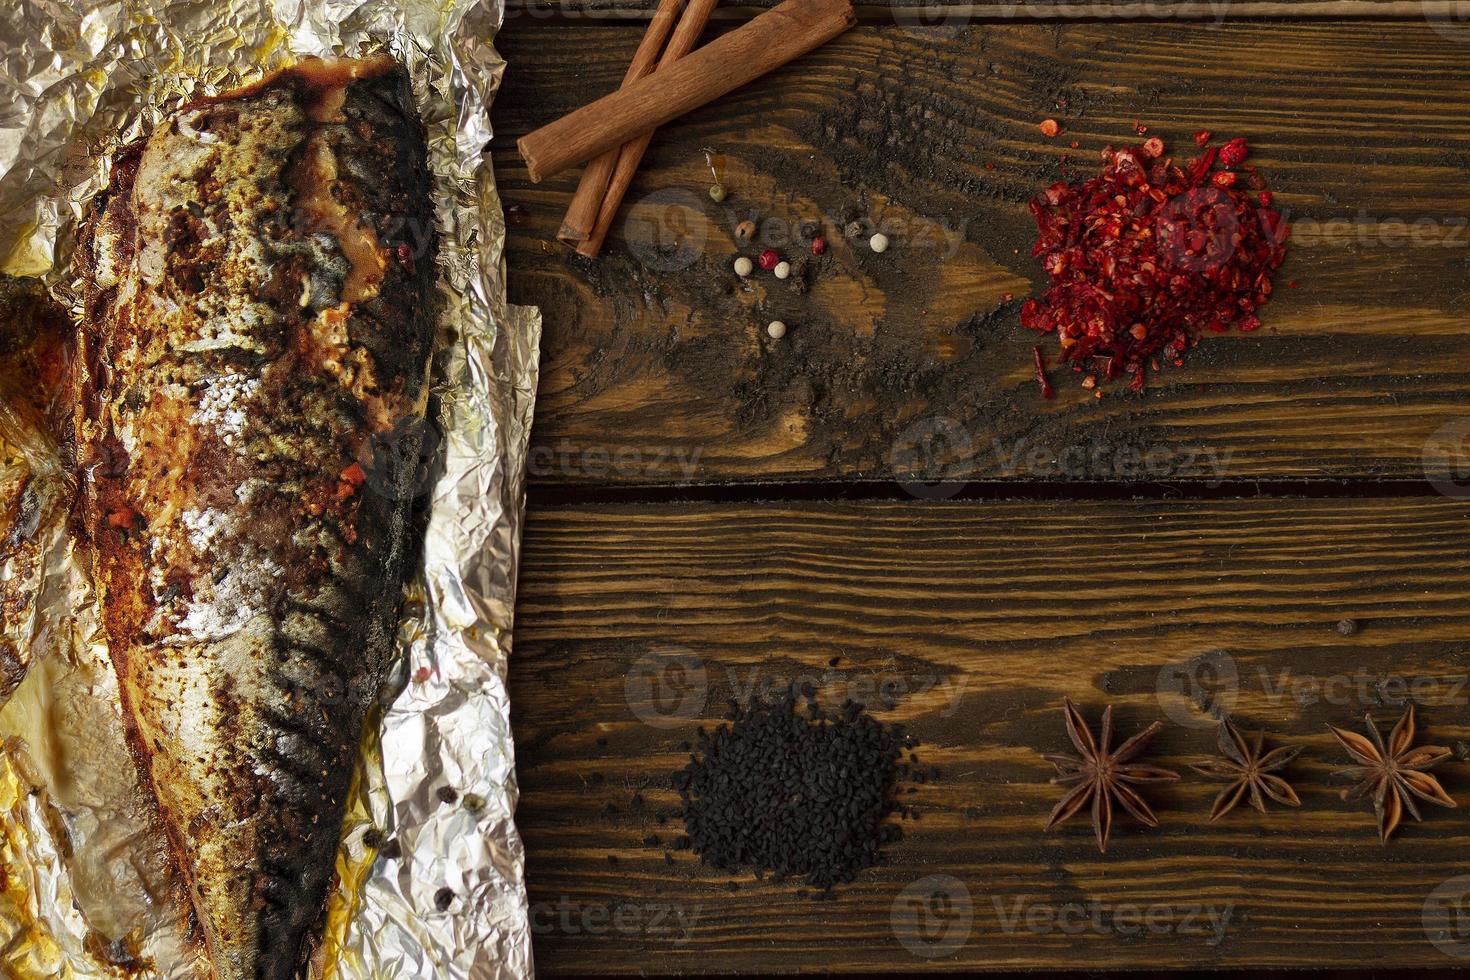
[557,0,688,244]
[517,0,855,184]
[575,0,720,258]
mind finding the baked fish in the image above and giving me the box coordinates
[0,274,70,707]
[74,56,437,980]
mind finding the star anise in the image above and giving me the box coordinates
[1190,718,1302,821]
[1329,703,1456,843]
[1044,699,1179,853]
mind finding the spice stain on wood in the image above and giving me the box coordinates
[511,496,1470,970]
[497,21,1470,486]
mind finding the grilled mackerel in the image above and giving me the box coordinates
[74,56,437,980]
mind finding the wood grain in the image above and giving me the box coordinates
[497,21,1470,488]
[506,0,1464,20]
[510,495,1470,972]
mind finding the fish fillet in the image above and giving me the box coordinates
[73,56,438,980]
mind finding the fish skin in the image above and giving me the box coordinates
[0,274,71,707]
[74,58,437,980]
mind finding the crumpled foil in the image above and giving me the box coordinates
[0,0,539,978]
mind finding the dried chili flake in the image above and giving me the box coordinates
[395,242,416,275]
[1032,345,1054,399]
[1212,170,1237,189]
[1218,137,1249,167]
[1020,130,1289,392]
[1193,129,1212,146]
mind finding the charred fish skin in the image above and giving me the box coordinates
[75,57,437,980]
[0,275,71,707]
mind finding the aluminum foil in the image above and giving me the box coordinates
[0,0,539,977]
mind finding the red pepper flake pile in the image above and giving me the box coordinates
[1021,133,1288,393]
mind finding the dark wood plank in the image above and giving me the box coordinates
[510,495,1470,972]
[497,21,1470,487]
[506,0,1454,19]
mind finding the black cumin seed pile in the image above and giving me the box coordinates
[671,685,917,892]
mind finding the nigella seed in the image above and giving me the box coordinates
[667,685,919,892]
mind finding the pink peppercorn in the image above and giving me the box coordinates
[758,249,780,271]
[811,236,827,256]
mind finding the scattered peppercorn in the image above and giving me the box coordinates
[434,888,455,912]
[436,786,459,805]
[1040,118,1061,138]
[735,220,757,243]
[1337,618,1359,636]
[845,220,864,239]
[810,236,827,256]
[709,184,727,202]
[767,320,787,339]
[774,261,791,279]
[869,233,890,253]
[758,249,780,271]
[1021,131,1289,391]
[733,257,753,277]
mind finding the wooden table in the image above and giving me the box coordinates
[495,5,1470,972]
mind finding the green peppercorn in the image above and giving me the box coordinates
[709,184,727,202]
